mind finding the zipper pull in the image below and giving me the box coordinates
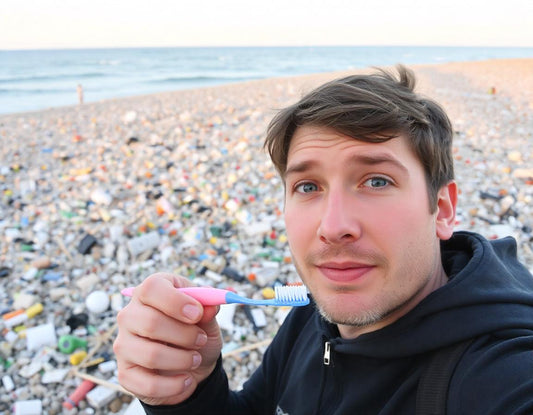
[323,341,331,365]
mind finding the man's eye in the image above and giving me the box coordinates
[363,177,391,188]
[295,182,318,193]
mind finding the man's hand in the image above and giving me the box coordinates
[114,273,223,406]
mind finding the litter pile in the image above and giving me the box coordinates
[1,60,532,414]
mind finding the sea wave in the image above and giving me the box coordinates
[98,60,121,66]
[0,72,109,84]
[148,75,259,84]
[0,87,76,94]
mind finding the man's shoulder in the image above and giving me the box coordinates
[448,332,533,413]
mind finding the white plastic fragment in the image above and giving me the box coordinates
[5,313,28,328]
[123,110,137,123]
[4,227,22,241]
[275,307,292,325]
[250,308,267,328]
[86,381,118,408]
[217,303,237,332]
[2,374,15,391]
[19,179,36,195]
[109,224,125,242]
[243,221,271,236]
[98,359,117,373]
[4,329,18,343]
[127,231,160,256]
[41,368,70,384]
[86,290,110,314]
[90,188,113,205]
[25,323,57,351]
[205,269,223,282]
[13,400,42,415]
[22,267,39,281]
[19,361,43,378]
[221,341,240,354]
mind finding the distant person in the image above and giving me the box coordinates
[113,65,533,414]
[77,84,84,105]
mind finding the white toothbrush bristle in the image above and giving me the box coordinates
[274,285,308,302]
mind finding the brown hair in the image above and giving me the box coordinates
[264,65,454,211]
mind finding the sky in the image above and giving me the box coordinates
[1,0,533,50]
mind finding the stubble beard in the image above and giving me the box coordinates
[314,291,414,328]
[317,305,384,328]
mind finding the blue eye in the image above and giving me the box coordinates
[364,177,391,188]
[295,182,318,193]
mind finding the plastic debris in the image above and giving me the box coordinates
[86,290,111,314]
[63,379,95,409]
[13,400,42,415]
[26,323,57,351]
[2,374,15,392]
[78,234,98,255]
[86,378,118,408]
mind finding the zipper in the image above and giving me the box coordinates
[323,341,331,365]
[315,341,332,415]
[316,341,335,415]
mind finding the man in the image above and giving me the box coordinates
[114,66,533,414]
[77,84,84,105]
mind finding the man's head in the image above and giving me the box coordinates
[265,65,454,212]
[266,66,458,338]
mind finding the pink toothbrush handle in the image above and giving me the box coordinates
[178,287,229,305]
[121,286,229,306]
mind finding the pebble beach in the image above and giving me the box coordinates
[1,58,532,414]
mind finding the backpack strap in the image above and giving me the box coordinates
[415,339,474,415]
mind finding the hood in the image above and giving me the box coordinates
[322,231,533,358]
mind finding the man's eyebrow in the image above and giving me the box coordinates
[284,160,319,178]
[351,153,409,174]
[284,153,409,178]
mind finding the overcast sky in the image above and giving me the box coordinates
[1,0,532,49]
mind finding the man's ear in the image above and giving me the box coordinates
[436,181,457,241]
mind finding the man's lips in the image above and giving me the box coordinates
[317,262,375,283]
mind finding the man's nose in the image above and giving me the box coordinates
[317,189,362,244]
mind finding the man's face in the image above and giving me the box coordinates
[283,125,455,338]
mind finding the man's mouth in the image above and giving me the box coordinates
[316,261,375,283]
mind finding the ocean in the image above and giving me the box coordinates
[1,46,532,115]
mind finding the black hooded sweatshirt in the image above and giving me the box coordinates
[142,231,533,414]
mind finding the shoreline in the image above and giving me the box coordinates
[1,57,532,120]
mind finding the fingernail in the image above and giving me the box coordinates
[196,333,208,347]
[192,353,202,369]
[182,304,201,320]
[184,376,193,389]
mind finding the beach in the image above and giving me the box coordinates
[1,58,532,412]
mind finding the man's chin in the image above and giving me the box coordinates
[315,303,383,328]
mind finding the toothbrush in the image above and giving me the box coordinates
[121,285,309,307]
